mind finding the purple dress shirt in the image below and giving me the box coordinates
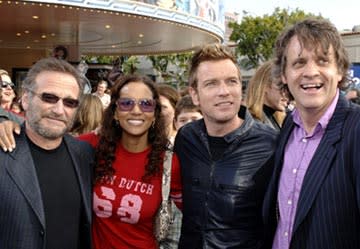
[272,90,339,249]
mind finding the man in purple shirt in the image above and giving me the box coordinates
[263,18,360,249]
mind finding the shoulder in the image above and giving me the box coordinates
[244,114,279,142]
[76,132,99,148]
[64,134,94,155]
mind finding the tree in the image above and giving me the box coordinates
[148,52,193,90]
[229,8,321,69]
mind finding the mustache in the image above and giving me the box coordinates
[43,114,68,123]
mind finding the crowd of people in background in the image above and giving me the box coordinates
[0,17,360,249]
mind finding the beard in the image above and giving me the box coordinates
[26,106,76,140]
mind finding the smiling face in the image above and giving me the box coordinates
[189,59,242,134]
[1,74,16,108]
[282,36,342,116]
[114,81,155,143]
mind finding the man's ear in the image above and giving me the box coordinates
[189,87,199,106]
[21,91,29,111]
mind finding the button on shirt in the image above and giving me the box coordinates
[272,90,339,249]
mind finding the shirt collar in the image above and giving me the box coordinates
[292,89,339,133]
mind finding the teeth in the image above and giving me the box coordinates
[216,102,231,106]
[302,83,322,89]
[128,120,143,125]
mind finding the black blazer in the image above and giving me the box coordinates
[0,129,94,249]
[263,96,360,249]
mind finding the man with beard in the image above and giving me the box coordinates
[0,57,93,249]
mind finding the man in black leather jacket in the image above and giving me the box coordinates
[174,44,278,249]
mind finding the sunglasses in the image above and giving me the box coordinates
[28,90,79,108]
[1,81,15,89]
[116,98,156,112]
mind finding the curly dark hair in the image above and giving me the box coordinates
[94,74,169,182]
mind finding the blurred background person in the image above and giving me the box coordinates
[344,87,360,104]
[0,69,16,111]
[0,84,24,124]
[160,94,203,249]
[92,79,111,109]
[52,45,68,60]
[174,95,203,130]
[70,94,103,136]
[156,83,181,249]
[157,84,180,142]
[246,60,289,130]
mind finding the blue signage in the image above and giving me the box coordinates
[349,63,360,88]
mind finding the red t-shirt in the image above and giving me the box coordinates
[78,133,182,249]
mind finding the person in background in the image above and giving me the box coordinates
[52,45,68,60]
[174,43,277,249]
[157,84,180,142]
[0,57,93,249]
[174,94,202,130]
[78,75,182,249]
[156,84,181,249]
[263,18,360,249]
[10,100,24,116]
[160,94,203,249]
[344,87,360,104]
[246,60,289,130]
[0,70,16,110]
[70,94,103,136]
[93,79,111,109]
[0,84,24,124]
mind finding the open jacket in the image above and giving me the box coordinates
[175,110,278,249]
[0,127,94,249]
[263,96,360,249]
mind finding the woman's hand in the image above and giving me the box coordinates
[0,120,21,152]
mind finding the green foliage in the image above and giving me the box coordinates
[122,56,140,74]
[82,55,117,64]
[148,52,193,90]
[229,8,321,69]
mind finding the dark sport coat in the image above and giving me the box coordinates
[0,127,94,249]
[263,96,360,249]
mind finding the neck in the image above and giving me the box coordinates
[166,125,177,139]
[297,108,323,134]
[205,116,243,137]
[121,132,149,153]
[25,125,63,150]
[1,102,11,110]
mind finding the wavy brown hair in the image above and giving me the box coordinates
[94,74,169,182]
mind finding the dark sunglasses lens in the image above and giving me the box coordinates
[139,99,155,112]
[63,98,79,108]
[1,82,14,88]
[41,93,60,104]
[117,98,135,111]
[40,93,79,108]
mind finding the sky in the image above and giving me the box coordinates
[223,0,360,31]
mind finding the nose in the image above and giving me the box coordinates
[303,60,320,79]
[131,102,142,114]
[50,100,66,115]
[218,81,230,96]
